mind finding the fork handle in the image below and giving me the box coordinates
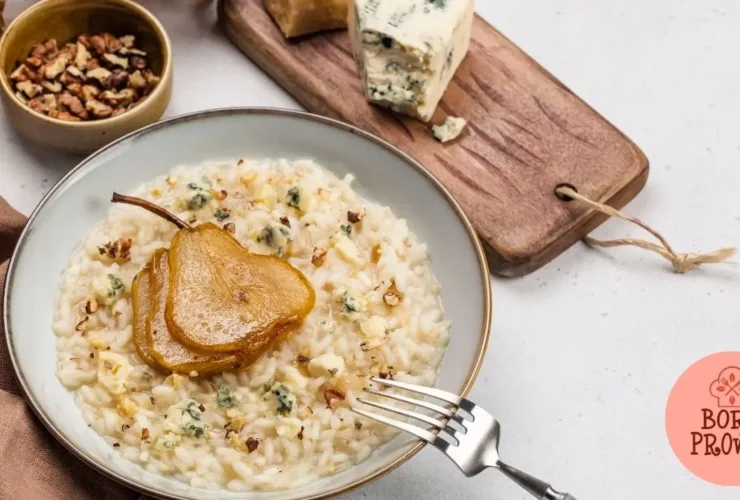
[544,490,577,500]
[496,462,576,500]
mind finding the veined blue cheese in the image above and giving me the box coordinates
[432,116,467,142]
[349,0,474,122]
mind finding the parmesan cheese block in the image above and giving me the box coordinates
[349,0,474,121]
[264,0,349,38]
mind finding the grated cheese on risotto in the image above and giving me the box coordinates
[53,158,450,491]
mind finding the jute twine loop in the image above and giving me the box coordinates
[555,185,737,274]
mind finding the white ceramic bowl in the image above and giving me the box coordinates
[4,108,491,499]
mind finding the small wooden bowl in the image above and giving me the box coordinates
[0,0,173,152]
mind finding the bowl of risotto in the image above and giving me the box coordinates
[3,108,491,499]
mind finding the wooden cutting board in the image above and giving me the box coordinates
[218,0,649,277]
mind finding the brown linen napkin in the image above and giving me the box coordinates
[0,196,138,500]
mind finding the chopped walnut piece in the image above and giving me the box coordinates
[84,296,99,314]
[9,64,30,82]
[66,82,83,98]
[103,33,122,53]
[347,211,364,223]
[223,222,236,234]
[85,58,100,71]
[130,56,147,70]
[125,49,148,58]
[245,437,260,453]
[324,386,346,408]
[42,94,58,110]
[75,42,91,70]
[103,53,129,70]
[43,39,58,53]
[279,216,291,228]
[30,43,47,59]
[59,92,88,119]
[119,35,135,48]
[58,43,78,59]
[75,317,89,331]
[97,238,132,263]
[44,55,69,79]
[86,67,112,84]
[59,71,81,87]
[100,88,136,107]
[56,111,82,122]
[17,81,43,98]
[90,35,106,55]
[85,98,113,118]
[81,84,101,101]
[66,66,84,78]
[109,69,129,88]
[141,428,150,440]
[26,56,43,68]
[296,354,310,364]
[27,97,48,114]
[128,70,146,89]
[143,69,160,86]
[312,247,327,267]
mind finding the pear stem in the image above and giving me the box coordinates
[111,193,191,229]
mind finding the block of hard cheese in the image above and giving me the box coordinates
[349,0,474,122]
[264,0,348,38]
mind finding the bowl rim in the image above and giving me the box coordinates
[3,107,492,500]
[0,0,172,128]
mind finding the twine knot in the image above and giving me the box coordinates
[556,185,736,274]
[670,249,737,274]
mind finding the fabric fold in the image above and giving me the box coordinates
[0,196,137,500]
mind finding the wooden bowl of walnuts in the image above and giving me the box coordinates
[0,0,172,152]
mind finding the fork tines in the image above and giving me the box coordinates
[351,377,472,448]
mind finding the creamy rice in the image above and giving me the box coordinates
[53,158,450,491]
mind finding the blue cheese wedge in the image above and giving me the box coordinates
[432,116,467,142]
[349,0,474,122]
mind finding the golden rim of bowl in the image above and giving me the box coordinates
[3,107,492,500]
[0,0,172,128]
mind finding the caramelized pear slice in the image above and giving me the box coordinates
[131,267,166,372]
[166,223,315,353]
[148,248,240,375]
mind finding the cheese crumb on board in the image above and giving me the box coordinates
[432,116,467,143]
[264,0,349,38]
[348,0,474,122]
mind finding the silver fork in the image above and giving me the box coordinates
[352,377,577,500]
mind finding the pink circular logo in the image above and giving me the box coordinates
[666,352,740,485]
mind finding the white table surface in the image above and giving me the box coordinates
[2,1,740,499]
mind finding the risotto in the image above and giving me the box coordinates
[53,158,450,491]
